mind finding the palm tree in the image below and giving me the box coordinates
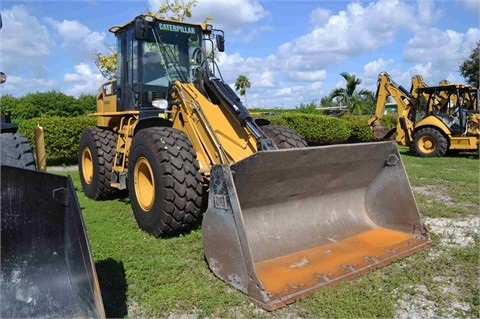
[330,72,374,114]
[235,74,251,106]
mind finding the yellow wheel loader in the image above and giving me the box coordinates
[369,72,480,157]
[79,15,432,310]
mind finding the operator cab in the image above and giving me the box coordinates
[417,84,479,134]
[109,15,222,116]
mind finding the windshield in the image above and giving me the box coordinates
[142,21,202,87]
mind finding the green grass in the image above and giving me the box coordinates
[399,146,479,218]
[57,147,479,318]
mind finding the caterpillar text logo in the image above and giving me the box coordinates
[158,23,196,34]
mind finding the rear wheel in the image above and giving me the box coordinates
[0,133,36,170]
[413,128,448,157]
[260,125,307,148]
[127,127,203,237]
[78,127,121,200]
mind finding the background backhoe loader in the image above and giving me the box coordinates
[0,12,105,318]
[78,14,432,310]
[369,72,480,157]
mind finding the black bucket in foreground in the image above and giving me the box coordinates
[1,165,105,318]
[203,141,433,311]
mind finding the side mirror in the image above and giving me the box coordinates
[134,16,151,40]
[0,72,6,84]
[216,34,225,52]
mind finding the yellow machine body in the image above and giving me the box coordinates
[369,72,480,157]
[81,16,432,310]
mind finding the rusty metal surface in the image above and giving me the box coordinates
[203,141,432,311]
[254,228,431,310]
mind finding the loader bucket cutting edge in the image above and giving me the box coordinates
[202,141,432,311]
[1,165,105,318]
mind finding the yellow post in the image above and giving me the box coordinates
[34,125,47,172]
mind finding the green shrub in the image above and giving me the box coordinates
[379,114,398,128]
[294,102,319,114]
[271,114,350,145]
[18,116,96,165]
[339,114,375,143]
[13,112,392,165]
[0,91,96,121]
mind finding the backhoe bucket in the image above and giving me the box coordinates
[1,166,105,318]
[202,141,432,311]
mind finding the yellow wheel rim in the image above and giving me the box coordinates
[418,135,436,154]
[134,157,155,212]
[81,147,93,184]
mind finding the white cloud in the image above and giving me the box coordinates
[310,8,331,27]
[415,0,443,27]
[275,0,416,73]
[274,87,292,97]
[404,27,480,69]
[406,63,433,80]
[45,18,106,60]
[0,75,57,96]
[361,58,395,88]
[363,58,394,76]
[287,70,326,82]
[148,0,270,40]
[193,0,269,31]
[255,70,277,88]
[217,52,273,83]
[311,81,324,91]
[0,5,54,78]
[63,63,104,97]
[0,5,107,97]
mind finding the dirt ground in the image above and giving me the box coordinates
[51,166,478,318]
[394,216,479,319]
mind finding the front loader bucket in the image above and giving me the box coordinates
[203,141,432,311]
[1,165,105,318]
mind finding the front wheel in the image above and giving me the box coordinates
[260,125,307,148]
[78,127,121,200]
[413,128,448,157]
[127,127,203,237]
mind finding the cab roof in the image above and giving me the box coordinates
[109,14,210,34]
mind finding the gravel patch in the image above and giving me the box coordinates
[46,165,78,172]
[394,216,479,319]
[394,284,471,319]
[412,186,456,205]
[424,216,480,247]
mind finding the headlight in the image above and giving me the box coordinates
[152,99,168,109]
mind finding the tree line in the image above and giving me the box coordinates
[0,91,96,121]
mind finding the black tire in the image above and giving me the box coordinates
[413,127,448,157]
[78,127,122,200]
[260,125,308,148]
[127,127,203,237]
[0,133,36,170]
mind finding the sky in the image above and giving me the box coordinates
[0,0,478,108]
